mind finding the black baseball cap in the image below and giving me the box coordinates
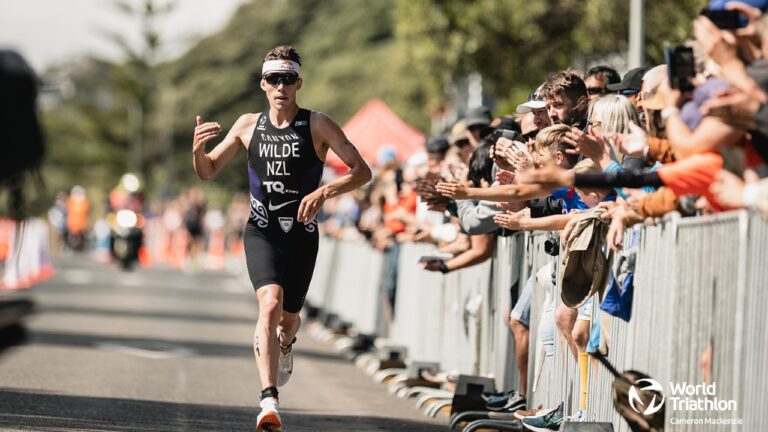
[607,67,648,93]
[493,116,522,134]
[464,106,492,128]
[425,136,450,154]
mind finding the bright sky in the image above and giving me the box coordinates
[0,0,250,72]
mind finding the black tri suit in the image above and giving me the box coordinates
[244,108,324,313]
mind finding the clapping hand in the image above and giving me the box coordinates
[614,122,648,157]
[564,127,610,165]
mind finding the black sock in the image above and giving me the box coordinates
[260,386,278,401]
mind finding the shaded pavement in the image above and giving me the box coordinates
[0,257,446,431]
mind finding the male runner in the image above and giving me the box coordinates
[192,45,372,430]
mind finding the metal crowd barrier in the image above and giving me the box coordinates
[308,211,768,431]
[306,237,386,336]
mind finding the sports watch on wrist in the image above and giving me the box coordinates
[439,262,450,274]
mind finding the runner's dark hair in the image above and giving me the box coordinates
[263,45,302,66]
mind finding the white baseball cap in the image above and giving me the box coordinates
[516,87,547,114]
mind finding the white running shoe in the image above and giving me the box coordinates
[276,332,295,387]
[256,397,281,431]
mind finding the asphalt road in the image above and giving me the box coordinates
[0,256,447,431]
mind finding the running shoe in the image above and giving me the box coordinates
[521,402,563,431]
[276,332,295,387]
[482,389,516,403]
[513,405,547,420]
[486,391,526,412]
[256,397,281,431]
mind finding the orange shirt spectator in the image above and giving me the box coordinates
[67,192,89,234]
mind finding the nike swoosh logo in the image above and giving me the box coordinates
[268,200,298,211]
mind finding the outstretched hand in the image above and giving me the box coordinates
[193,115,221,152]
[436,181,469,199]
[519,162,573,189]
[493,207,530,230]
[710,169,759,209]
[700,87,760,130]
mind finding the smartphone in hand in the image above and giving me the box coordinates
[665,46,695,92]
[700,8,741,29]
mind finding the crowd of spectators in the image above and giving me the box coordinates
[313,1,768,428]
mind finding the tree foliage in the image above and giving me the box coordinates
[41,0,707,202]
[395,0,705,112]
[160,0,427,191]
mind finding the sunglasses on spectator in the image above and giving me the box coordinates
[587,87,607,95]
[264,73,299,86]
[619,89,639,96]
[454,138,471,148]
[521,130,538,141]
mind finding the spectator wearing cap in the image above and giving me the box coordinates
[584,65,621,102]
[540,71,590,128]
[491,115,522,134]
[637,65,669,138]
[463,105,493,142]
[424,141,498,275]
[425,136,450,172]
[516,88,551,130]
[607,67,647,108]
[449,120,476,164]
[519,112,540,146]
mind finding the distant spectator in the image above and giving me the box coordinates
[516,87,552,130]
[540,71,589,128]
[584,65,621,101]
[606,67,647,108]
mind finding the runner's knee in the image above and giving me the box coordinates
[257,286,283,321]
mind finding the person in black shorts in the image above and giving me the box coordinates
[191,45,372,430]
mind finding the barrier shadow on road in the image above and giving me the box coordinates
[34,284,253,303]
[35,305,257,326]
[0,324,28,355]
[28,330,350,364]
[0,387,445,431]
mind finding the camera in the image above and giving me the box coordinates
[544,231,560,256]
[488,128,519,146]
[665,45,695,92]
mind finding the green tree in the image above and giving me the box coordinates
[394,0,705,114]
[41,0,176,204]
[160,0,427,191]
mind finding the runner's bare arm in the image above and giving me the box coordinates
[297,113,372,222]
[193,114,252,180]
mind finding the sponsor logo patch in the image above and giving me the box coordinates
[279,217,294,233]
